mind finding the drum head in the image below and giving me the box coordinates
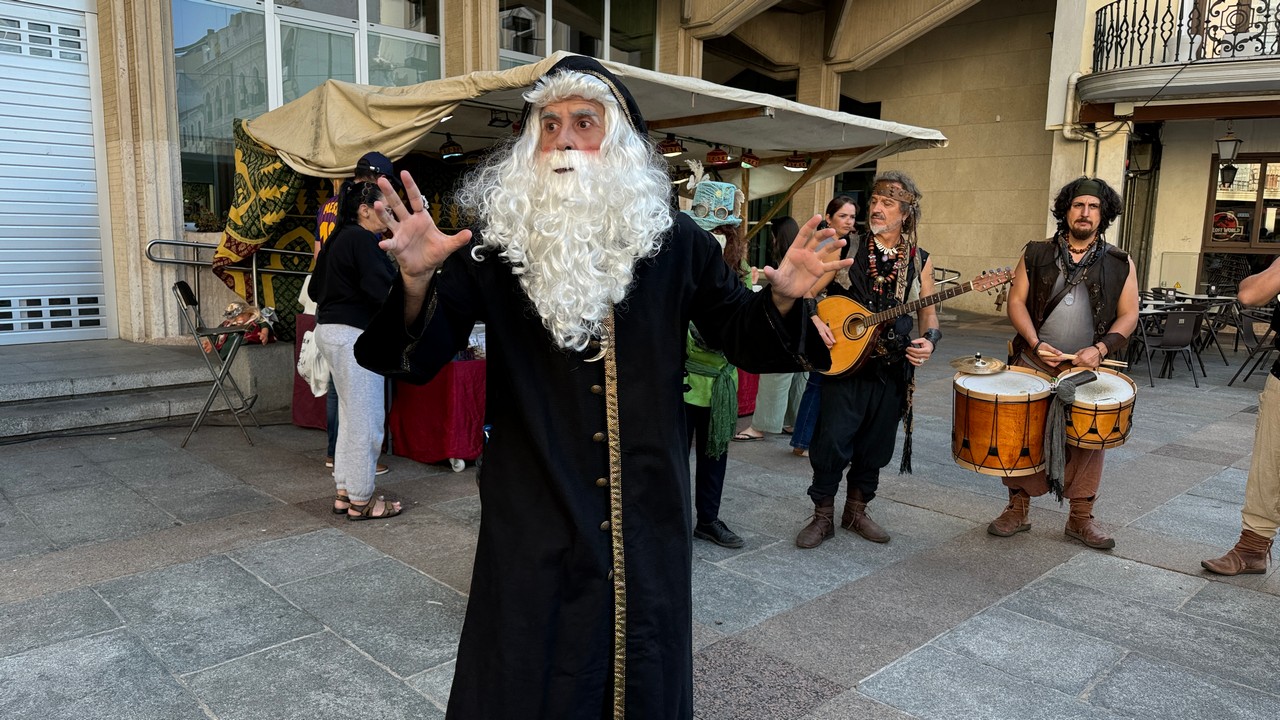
[1059,368,1136,406]
[955,367,1053,399]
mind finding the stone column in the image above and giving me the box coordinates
[792,21,840,221]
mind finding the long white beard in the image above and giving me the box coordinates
[467,147,670,351]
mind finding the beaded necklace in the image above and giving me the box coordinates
[866,233,907,299]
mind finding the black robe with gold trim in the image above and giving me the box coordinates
[355,213,828,719]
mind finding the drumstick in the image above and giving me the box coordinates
[1037,349,1128,368]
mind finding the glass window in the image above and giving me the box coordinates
[368,31,439,86]
[499,1,546,59]
[172,0,267,227]
[276,0,357,21]
[552,0,603,57]
[367,0,438,35]
[609,0,654,69]
[279,22,355,104]
[1261,163,1280,244]
[1209,161,1259,245]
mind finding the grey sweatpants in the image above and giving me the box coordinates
[314,323,385,502]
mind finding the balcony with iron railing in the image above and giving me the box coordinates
[1082,0,1280,103]
[1094,0,1280,71]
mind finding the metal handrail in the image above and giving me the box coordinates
[147,238,313,308]
[1093,0,1280,73]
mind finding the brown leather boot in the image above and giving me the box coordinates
[841,489,889,543]
[796,497,835,549]
[1201,529,1273,576]
[987,489,1031,537]
[1064,496,1115,549]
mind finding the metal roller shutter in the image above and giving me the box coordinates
[0,1,105,344]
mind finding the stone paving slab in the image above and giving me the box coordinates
[1003,577,1280,695]
[0,587,121,658]
[230,527,387,586]
[279,556,467,676]
[405,659,456,710]
[693,637,844,720]
[1049,552,1207,609]
[185,632,445,720]
[1088,652,1280,720]
[1128,492,1247,549]
[931,607,1126,696]
[801,690,919,720]
[859,645,1125,720]
[0,631,208,720]
[1179,579,1280,644]
[95,554,324,674]
[15,480,178,547]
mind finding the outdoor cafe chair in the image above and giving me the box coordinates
[1146,310,1202,388]
[171,280,260,447]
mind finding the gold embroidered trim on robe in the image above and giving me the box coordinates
[603,312,627,718]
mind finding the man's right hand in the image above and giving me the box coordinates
[1036,341,1066,367]
[376,172,472,287]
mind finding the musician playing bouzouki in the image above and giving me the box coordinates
[993,177,1140,549]
[796,173,940,549]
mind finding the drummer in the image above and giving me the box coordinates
[994,177,1139,549]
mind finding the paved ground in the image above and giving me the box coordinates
[2,312,1277,719]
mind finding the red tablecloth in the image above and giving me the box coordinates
[291,313,327,430]
[737,370,758,416]
[389,359,487,463]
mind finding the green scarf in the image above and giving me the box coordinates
[685,354,739,459]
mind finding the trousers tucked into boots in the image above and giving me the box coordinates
[1201,529,1273,575]
[1064,496,1114,549]
[796,497,835,549]
[988,488,1032,537]
[842,488,889,543]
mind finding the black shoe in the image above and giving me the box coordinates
[694,519,744,549]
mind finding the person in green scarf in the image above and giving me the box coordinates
[682,174,749,548]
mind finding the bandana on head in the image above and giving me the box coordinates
[871,180,917,205]
[1071,178,1104,201]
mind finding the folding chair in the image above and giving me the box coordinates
[1228,310,1276,387]
[172,280,260,447]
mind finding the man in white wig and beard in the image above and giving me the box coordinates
[356,55,850,720]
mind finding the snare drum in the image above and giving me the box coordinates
[952,367,1054,477]
[1057,367,1137,450]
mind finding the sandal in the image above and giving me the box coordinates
[347,493,403,521]
[333,493,352,515]
[791,448,808,457]
[732,430,765,442]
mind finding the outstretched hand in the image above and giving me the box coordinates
[762,214,853,313]
[375,172,472,284]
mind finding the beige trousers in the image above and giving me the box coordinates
[1242,373,1280,539]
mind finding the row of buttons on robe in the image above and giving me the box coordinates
[590,382,610,534]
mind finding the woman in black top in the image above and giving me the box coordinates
[309,180,401,520]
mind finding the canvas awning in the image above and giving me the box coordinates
[243,51,947,201]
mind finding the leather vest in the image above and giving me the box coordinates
[1024,238,1129,343]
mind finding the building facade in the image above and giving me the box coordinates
[2,0,1272,346]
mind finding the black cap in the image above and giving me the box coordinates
[355,151,394,179]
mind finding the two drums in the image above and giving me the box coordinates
[952,366,1136,477]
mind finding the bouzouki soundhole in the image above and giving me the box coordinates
[842,315,867,341]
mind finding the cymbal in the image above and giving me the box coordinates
[949,353,1006,374]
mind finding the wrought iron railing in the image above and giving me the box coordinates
[1093,0,1280,72]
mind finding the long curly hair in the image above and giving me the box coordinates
[1051,176,1123,236]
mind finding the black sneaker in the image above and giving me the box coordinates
[694,519,744,549]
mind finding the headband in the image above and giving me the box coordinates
[1071,179,1104,200]
[871,181,917,205]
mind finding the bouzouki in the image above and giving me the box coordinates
[818,268,1013,377]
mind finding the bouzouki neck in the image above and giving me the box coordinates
[866,281,975,324]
